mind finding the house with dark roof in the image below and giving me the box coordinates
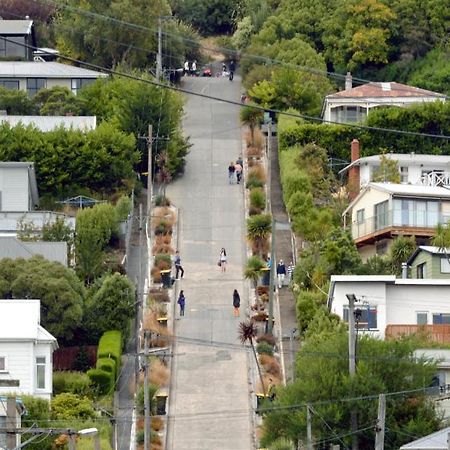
[0,19,36,61]
[322,73,446,124]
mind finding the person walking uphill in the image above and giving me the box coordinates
[228,162,236,184]
[229,60,236,81]
[174,250,184,279]
[219,248,227,272]
[233,289,241,317]
[177,290,186,317]
[277,260,286,289]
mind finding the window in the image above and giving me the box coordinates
[433,314,450,325]
[440,258,450,273]
[343,306,378,329]
[376,241,388,255]
[0,80,19,90]
[416,312,428,325]
[374,200,389,230]
[26,78,46,96]
[0,356,6,371]
[356,209,365,224]
[71,78,95,94]
[400,166,408,183]
[36,356,46,389]
[417,262,427,279]
[0,36,26,58]
[392,198,439,228]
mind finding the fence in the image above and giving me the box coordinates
[53,345,97,370]
[385,324,450,344]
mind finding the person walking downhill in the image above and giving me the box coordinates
[174,250,184,279]
[228,162,236,184]
[183,60,189,76]
[177,290,186,317]
[287,261,294,283]
[219,248,227,272]
[191,60,197,76]
[229,60,236,81]
[235,161,243,184]
[277,259,286,289]
[233,289,241,317]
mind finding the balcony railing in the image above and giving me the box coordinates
[351,209,450,240]
[420,172,450,187]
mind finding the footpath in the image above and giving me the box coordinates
[165,75,254,450]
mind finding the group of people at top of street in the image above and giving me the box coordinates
[228,156,243,184]
[183,60,197,76]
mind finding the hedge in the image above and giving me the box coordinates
[96,357,116,376]
[87,368,112,395]
[97,330,122,372]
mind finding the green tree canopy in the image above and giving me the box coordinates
[0,256,85,344]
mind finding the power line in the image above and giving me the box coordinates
[33,0,450,100]
[2,36,449,140]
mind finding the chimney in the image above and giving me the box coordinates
[348,139,360,201]
[345,72,352,91]
[401,262,408,279]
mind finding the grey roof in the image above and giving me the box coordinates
[400,426,450,449]
[0,161,39,206]
[0,20,33,35]
[0,61,107,79]
[370,182,450,197]
[0,237,68,265]
[406,246,450,265]
[0,115,97,131]
[340,153,450,175]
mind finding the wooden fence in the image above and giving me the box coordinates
[53,345,97,371]
[386,325,450,344]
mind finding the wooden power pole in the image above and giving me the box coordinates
[374,394,386,450]
[147,124,153,217]
[144,331,150,450]
[306,404,313,450]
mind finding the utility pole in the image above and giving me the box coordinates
[267,120,275,335]
[144,331,150,450]
[306,404,313,450]
[156,17,162,80]
[68,435,76,450]
[290,328,297,381]
[147,124,153,217]
[374,394,386,450]
[6,396,16,450]
[346,294,358,450]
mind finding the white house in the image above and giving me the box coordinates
[0,115,97,132]
[340,153,450,189]
[400,426,450,450]
[0,299,58,400]
[0,162,75,234]
[328,275,450,339]
[322,73,445,124]
[0,61,107,96]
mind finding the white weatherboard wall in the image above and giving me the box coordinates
[0,166,29,211]
[329,276,450,339]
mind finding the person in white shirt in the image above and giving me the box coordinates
[184,60,189,76]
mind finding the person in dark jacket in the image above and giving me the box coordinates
[229,60,236,81]
[177,290,186,316]
[277,260,286,289]
[233,289,241,317]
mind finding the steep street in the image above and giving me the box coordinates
[166,75,254,450]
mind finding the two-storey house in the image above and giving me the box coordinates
[0,19,36,62]
[322,73,446,124]
[0,299,58,400]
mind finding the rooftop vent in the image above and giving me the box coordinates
[381,82,391,91]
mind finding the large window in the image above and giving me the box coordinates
[441,258,450,273]
[0,80,19,90]
[374,200,389,230]
[343,306,378,329]
[433,314,450,325]
[0,36,26,58]
[71,78,95,95]
[330,105,367,123]
[392,198,439,228]
[36,356,46,389]
[0,356,6,371]
[27,78,46,96]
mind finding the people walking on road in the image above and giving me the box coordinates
[174,250,184,279]
[228,162,236,184]
[222,63,227,77]
[184,60,189,76]
[233,289,241,317]
[229,60,236,81]
[191,60,197,76]
[177,290,186,316]
[277,260,286,288]
[287,261,294,283]
[219,248,227,272]
[235,161,243,184]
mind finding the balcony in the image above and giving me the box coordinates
[351,209,448,245]
[420,172,450,187]
[386,324,450,344]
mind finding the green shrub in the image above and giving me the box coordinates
[256,342,274,356]
[136,384,159,415]
[50,393,95,420]
[53,371,94,397]
[96,357,116,377]
[115,195,132,221]
[97,330,122,376]
[136,430,145,445]
[154,253,172,267]
[154,220,172,235]
[250,188,266,210]
[87,368,112,395]
[247,214,272,240]
[155,195,171,207]
[246,176,265,189]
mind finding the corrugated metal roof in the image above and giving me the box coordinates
[327,81,445,99]
[0,20,33,35]
[0,61,107,78]
[0,115,97,131]
[400,426,450,449]
[0,238,67,265]
[370,182,450,197]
